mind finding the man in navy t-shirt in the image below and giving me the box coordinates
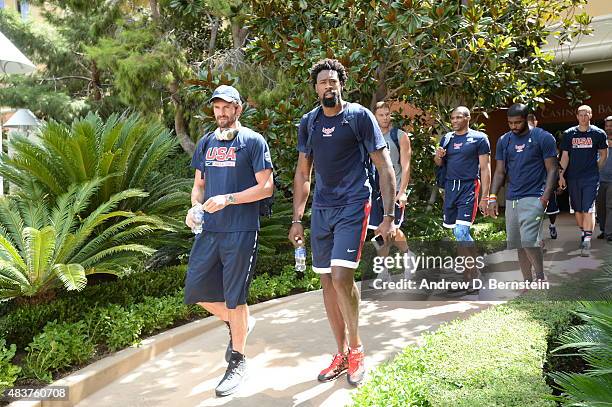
[288,59,396,386]
[488,103,558,282]
[433,106,491,292]
[184,85,274,397]
[558,105,608,256]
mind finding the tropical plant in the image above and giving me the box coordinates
[550,301,612,406]
[258,195,295,256]
[0,112,192,255]
[0,180,169,301]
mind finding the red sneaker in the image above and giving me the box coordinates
[317,352,348,382]
[347,346,365,386]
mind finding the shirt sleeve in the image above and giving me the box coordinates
[249,134,274,174]
[559,130,571,151]
[596,130,608,150]
[190,136,206,173]
[495,134,506,161]
[540,132,558,159]
[478,134,491,155]
[297,115,309,155]
[359,107,387,153]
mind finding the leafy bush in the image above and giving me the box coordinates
[0,179,168,301]
[91,304,144,352]
[352,300,578,407]
[131,295,189,336]
[0,339,21,392]
[0,112,192,255]
[22,321,95,383]
[550,301,612,406]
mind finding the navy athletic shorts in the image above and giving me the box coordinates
[184,230,258,309]
[311,200,371,273]
[443,179,480,228]
[368,195,404,230]
[568,177,598,213]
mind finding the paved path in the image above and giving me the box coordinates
[74,213,605,407]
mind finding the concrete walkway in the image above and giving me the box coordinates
[71,213,605,407]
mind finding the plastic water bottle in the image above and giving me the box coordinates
[191,205,205,235]
[294,242,306,273]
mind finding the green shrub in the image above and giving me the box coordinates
[92,304,144,352]
[22,321,95,383]
[0,339,20,392]
[352,300,578,407]
[550,301,612,406]
[131,295,189,336]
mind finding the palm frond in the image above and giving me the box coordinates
[22,226,56,286]
[52,263,87,291]
[79,244,156,268]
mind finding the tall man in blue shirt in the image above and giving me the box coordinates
[288,59,396,386]
[184,85,274,397]
[488,103,558,282]
[595,116,612,241]
[434,106,491,289]
[558,105,608,256]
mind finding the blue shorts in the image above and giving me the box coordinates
[368,195,404,229]
[184,231,258,309]
[545,193,559,215]
[443,179,480,228]
[568,178,598,213]
[311,200,371,274]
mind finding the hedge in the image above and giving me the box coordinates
[351,299,578,407]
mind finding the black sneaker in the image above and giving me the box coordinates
[215,351,248,397]
[597,232,605,239]
[225,316,256,363]
[549,225,557,239]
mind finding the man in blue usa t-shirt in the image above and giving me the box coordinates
[558,105,608,256]
[184,85,273,397]
[288,59,396,386]
[488,103,558,282]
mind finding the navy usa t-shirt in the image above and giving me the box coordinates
[496,127,557,200]
[191,127,273,232]
[559,125,607,180]
[297,103,386,208]
[440,129,490,180]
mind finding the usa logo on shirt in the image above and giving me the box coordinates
[453,142,463,149]
[572,137,593,149]
[322,126,335,137]
[515,144,525,153]
[205,147,237,167]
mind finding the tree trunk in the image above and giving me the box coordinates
[426,184,438,212]
[370,65,387,110]
[91,60,102,101]
[168,80,195,155]
[209,17,220,53]
[150,0,160,21]
[230,18,248,50]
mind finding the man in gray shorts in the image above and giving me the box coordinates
[488,104,558,281]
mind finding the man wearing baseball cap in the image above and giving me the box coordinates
[184,84,274,396]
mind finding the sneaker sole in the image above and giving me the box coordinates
[215,372,248,397]
[317,369,347,383]
[347,372,365,387]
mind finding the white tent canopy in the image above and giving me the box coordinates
[4,109,40,127]
[0,30,36,74]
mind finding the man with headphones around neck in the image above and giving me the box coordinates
[184,85,274,397]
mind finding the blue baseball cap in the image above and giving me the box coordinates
[209,85,241,104]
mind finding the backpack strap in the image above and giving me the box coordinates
[390,127,400,151]
[304,105,322,156]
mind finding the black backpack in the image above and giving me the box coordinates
[435,132,454,188]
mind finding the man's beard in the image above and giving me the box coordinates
[322,94,339,108]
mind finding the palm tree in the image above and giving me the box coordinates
[0,180,169,301]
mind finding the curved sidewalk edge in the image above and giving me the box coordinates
[8,290,320,407]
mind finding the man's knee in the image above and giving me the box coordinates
[330,268,354,293]
[453,224,472,241]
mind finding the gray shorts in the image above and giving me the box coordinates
[505,197,545,249]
